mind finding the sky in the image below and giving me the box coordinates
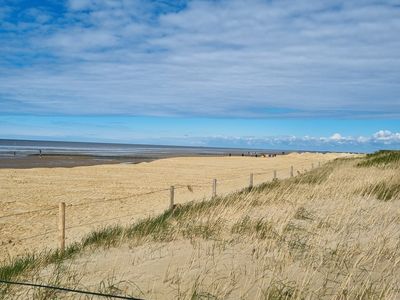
[0,0,399,152]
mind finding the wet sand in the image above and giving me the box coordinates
[0,155,157,169]
[0,151,251,169]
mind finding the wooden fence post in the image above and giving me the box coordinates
[273,170,277,180]
[59,202,65,253]
[212,179,217,197]
[249,173,254,188]
[290,166,294,177]
[318,161,321,167]
[311,163,314,169]
[170,186,175,210]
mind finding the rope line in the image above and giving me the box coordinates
[14,229,58,244]
[1,165,316,244]
[0,206,58,220]
[0,188,169,220]
[0,167,302,220]
[0,279,143,300]
[12,213,139,245]
[66,212,138,230]
[68,188,170,208]
[0,185,195,219]
[68,168,309,233]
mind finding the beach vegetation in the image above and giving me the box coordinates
[293,163,334,185]
[357,150,400,168]
[359,180,400,201]
[2,151,400,299]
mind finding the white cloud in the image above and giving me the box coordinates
[0,0,399,117]
[199,130,400,149]
[372,130,400,143]
[46,28,119,51]
[330,133,343,141]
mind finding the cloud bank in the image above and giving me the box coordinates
[0,0,400,117]
[196,130,400,152]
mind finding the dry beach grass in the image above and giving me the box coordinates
[3,152,400,299]
[0,152,343,259]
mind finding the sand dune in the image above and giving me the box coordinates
[52,157,398,299]
[0,152,351,260]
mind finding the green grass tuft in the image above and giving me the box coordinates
[182,220,222,240]
[82,225,124,248]
[0,254,37,282]
[357,150,400,168]
[250,179,282,192]
[231,216,277,240]
[126,210,173,241]
[360,181,400,201]
[293,165,334,185]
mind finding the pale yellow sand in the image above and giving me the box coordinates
[8,152,399,299]
[0,152,351,259]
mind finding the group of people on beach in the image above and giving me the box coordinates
[228,152,283,158]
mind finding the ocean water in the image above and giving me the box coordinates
[0,139,275,158]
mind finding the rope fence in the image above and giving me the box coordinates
[14,230,59,244]
[67,187,172,208]
[66,212,140,230]
[0,206,58,220]
[1,162,323,252]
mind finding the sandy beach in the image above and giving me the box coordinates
[0,152,350,260]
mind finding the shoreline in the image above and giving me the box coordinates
[0,139,296,169]
[0,152,248,169]
[0,151,289,169]
[0,154,159,169]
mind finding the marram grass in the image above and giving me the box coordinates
[357,150,400,168]
[2,151,400,299]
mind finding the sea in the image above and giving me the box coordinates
[0,139,280,158]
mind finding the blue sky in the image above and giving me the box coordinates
[0,0,399,152]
